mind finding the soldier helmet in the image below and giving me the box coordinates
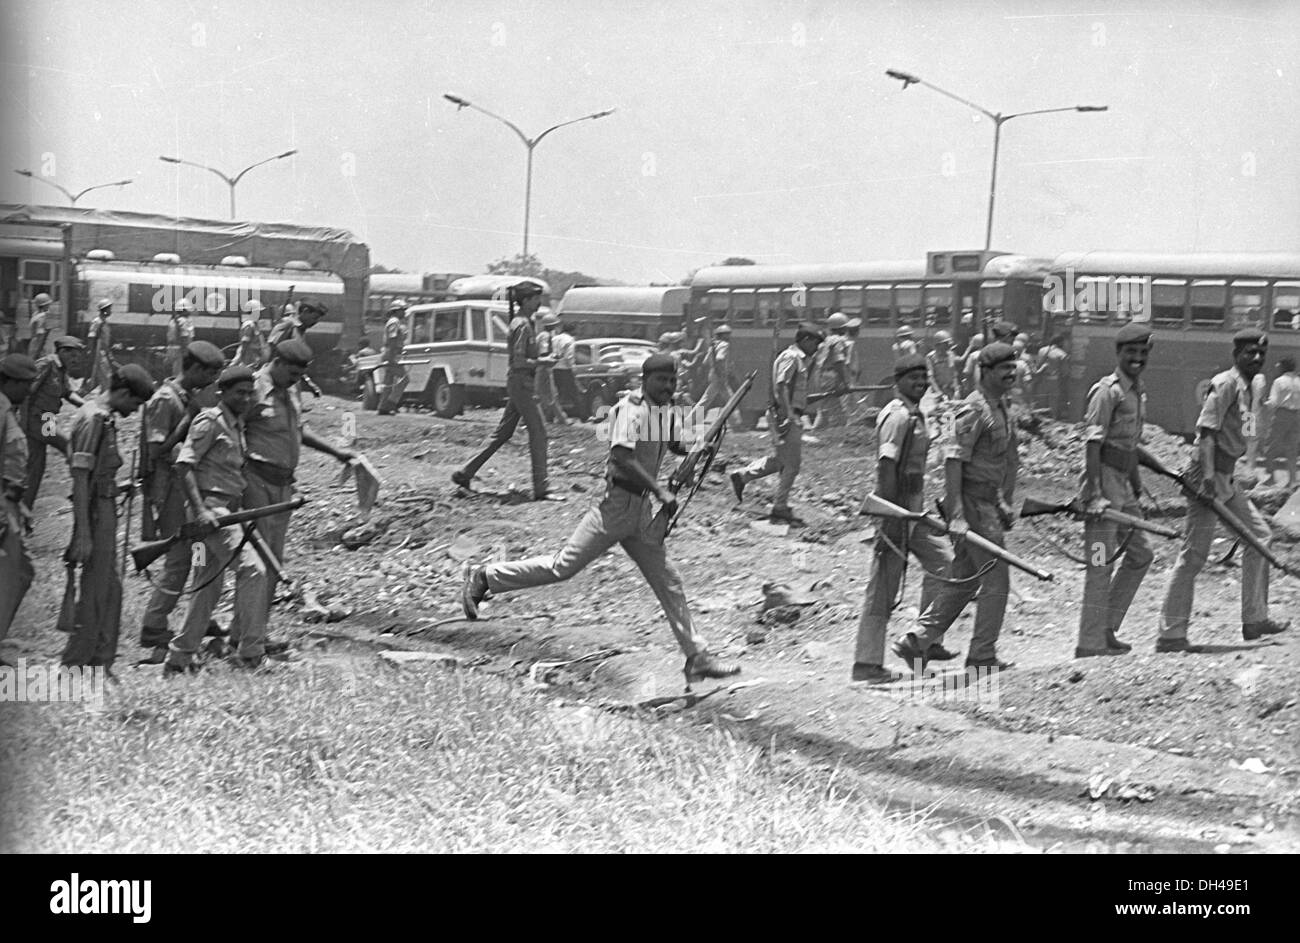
[33,292,52,306]
[933,329,953,345]
[542,313,559,327]
[826,312,849,330]
[96,298,113,312]
[895,324,914,337]
[243,299,266,314]
[387,298,408,312]
[713,323,732,335]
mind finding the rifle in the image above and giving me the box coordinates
[1138,447,1300,579]
[806,384,892,405]
[651,370,756,540]
[1019,496,1180,539]
[130,498,305,573]
[859,492,1055,582]
[121,450,135,583]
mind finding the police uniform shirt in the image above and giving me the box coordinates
[606,389,671,481]
[245,365,303,472]
[1083,370,1145,450]
[1038,344,1068,381]
[772,343,811,412]
[945,388,1018,494]
[68,398,122,494]
[1267,371,1300,412]
[876,397,929,475]
[88,316,112,358]
[892,339,918,359]
[384,315,406,353]
[27,310,51,360]
[819,334,848,375]
[177,403,247,501]
[926,349,958,393]
[535,328,553,358]
[21,353,72,434]
[709,339,731,381]
[1,392,28,494]
[507,315,537,372]
[552,330,576,369]
[1196,368,1255,462]
[266,315,304,351]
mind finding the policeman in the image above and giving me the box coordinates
[813,312,851,428]
[925,330,958,401]
[27,293,54,361]
[892,325,918,359]
[264,298,325,396]
[1159,328,1291,650]
[377,299,408,415]
[63,364,155,670]
[893,342,1021,673]
[1,354,38,658]
[1075,323,1155,658]
[459,353,739,686]
[165,298,197,377]
[21,336,86,509]
[232,339,358,654]
[452,281,551,499]
[534,312,568,425]
[729,322,823,523]
[137,340,226,661]
[235,300,267,366]
[164,365,270,674]
[851,354,957,682]
[695,323,742,431]
[84,299,116,393]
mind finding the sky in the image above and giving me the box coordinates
[3,0,1297,283]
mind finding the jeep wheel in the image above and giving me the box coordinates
[429,374,466,418]
[361,374,379,411]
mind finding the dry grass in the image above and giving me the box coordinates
[1,656,948,853]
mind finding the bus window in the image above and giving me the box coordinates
[469,308,486,340]
[1114,277,1149,322]
[980,281,1006,322]
[807,287,834,321]
[895,284,922,327]
[731,290,756,326]
[707,288,730,319]
[754,288,779,326]
[1229,281,1267,330]
[1074,276,1110,323]
[1273,283,1300,331]
[1150,279,1187,327]
[922,283,953,330]
[836,285,863,319]
[1189,280,1226,329]
[864,285,891,325]
[779,288,800,325]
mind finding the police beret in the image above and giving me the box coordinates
[0,353,38,381]
[894,353,927,378]
[978,342,1017,368]
[112,363,156,399]
[510,281,544,299]
[274,339,315,366]
[218,365,255,388]
[795,321,826,342]
[186,340,226,368]
[1115,322,1153,346]
[1232,327,1267,346]
[54,335,85,351]
[296,298,326,315]
[642,353,678,376]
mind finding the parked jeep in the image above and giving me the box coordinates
[355,302,654,419]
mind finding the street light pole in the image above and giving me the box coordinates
[884,70,1107,249]
[158,149,298,219]
[443,94,615,259]
[13,169,133,206]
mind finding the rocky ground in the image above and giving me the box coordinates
[7,393,1299,853]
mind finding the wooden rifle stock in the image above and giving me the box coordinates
[130,498,305,573]
[1019,495,1180,540]
[860,492,1055,582]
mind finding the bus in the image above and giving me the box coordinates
[1047,252,1300,433]
[554,286,688,341]
[364,271,469,341]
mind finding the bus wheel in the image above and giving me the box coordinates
[361,374,380,411]
[430,374,465,418]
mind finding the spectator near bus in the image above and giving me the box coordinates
[165,298,196,377]
[26,293,54,361]
[550,315,581,418]
[892,325,918,359]
[534,312,568,425]
[377,299,408,415]
[812,312,851,428]
[1035,333,1070,419]
[696,323,742,430]
[1264,356,1300,485]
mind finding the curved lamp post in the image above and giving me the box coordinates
[158,149,298,219]
[14,169,132,206]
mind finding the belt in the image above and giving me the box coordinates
[1099,443,1138,473]
[962,481,1001,503]
[247,458,295,487]
[608,477,651,497]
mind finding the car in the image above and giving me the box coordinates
[354,303,654,419]
[565,337,657,419]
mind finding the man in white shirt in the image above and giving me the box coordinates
[1264,355,1300,484]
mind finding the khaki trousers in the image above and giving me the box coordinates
[912,495,1009,663]
[459,372,549,495]
[139,479,191,648]
[228,471,294,646]
[0,497,33,641]
[853,489,954,665]
[62,496,121,667]
[737,416,802,510]
[486,487,708,658]
[1160,475,1272,638]
[1077,466,1153,649]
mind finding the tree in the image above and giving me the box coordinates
[485,253,617,298]
[718,257,756,266]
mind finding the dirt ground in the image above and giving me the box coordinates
[7,392,1299,853]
